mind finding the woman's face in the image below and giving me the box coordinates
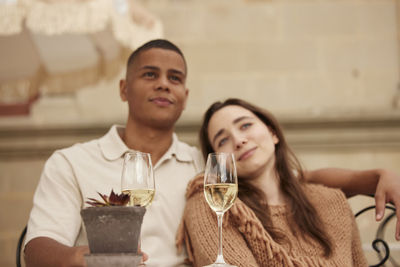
[207,105,279,178]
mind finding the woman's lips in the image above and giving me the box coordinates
[238,147,257,161]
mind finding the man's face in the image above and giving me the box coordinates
[120,48,188,129]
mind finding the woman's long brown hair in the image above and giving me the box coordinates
[199,98,333,257]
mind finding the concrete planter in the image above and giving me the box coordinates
[84,253,142,267]
[81,206,146,267]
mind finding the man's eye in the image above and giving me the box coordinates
[169,75,182,82]
[143,72,156,78]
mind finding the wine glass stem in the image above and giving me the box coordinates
[215,212,226,264]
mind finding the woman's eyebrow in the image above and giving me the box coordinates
[212,116,253,145]
[212,128,225,145]
[233,116,252,124]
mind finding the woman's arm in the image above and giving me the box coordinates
[304,168,400,241]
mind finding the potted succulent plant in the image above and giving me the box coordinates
[81,190,146,267]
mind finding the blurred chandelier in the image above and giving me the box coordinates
[0,0,163,116]
[0,0,163,50]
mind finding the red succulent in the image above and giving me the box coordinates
[86,189,130,207]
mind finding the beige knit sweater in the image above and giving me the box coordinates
[176,175,368,267]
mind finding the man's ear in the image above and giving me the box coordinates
[120,79,127,102]
[183,88,189,109]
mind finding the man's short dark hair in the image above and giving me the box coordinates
[126,39,187,72]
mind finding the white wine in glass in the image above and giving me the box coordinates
[121,151,155,265]
[121,151,155,207]
[204,152,238,267]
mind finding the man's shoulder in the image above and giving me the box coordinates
[57,137,100,155]
[46,133,107,166]
[56,126,116,157]
[44,136,107,173]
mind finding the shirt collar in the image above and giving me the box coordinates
[99,125,130,161]
[161,133,193,162]
[99,125,194,163]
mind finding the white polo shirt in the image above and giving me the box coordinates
[25,125,204,267]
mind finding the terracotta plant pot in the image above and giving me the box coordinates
[81,206,146,254]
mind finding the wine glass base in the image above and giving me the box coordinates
[203,264,237,267]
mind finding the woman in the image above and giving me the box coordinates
[177,98,367,266]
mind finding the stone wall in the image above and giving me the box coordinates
[138,0,400,123]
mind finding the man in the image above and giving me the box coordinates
[24,39,400,267]
[24,39,203,267]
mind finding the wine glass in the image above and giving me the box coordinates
[203,152,238,267]
[121,151,155,264]
[121,151,155,208]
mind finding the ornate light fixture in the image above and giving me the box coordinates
[0,0,163,115]
[0,0,163,49]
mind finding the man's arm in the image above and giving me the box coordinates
[24,151,87,266]
[304,168,382,197]
[24,237,89,267]
[304,168,400,241]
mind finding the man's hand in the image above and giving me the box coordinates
[68,246,90,267]
[305,167,400,240]
[138,241,148,264]
[374,169,400,241]
[139,251,149,265]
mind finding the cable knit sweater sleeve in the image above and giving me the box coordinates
[180,181,258,267]
[177,177,259,267]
